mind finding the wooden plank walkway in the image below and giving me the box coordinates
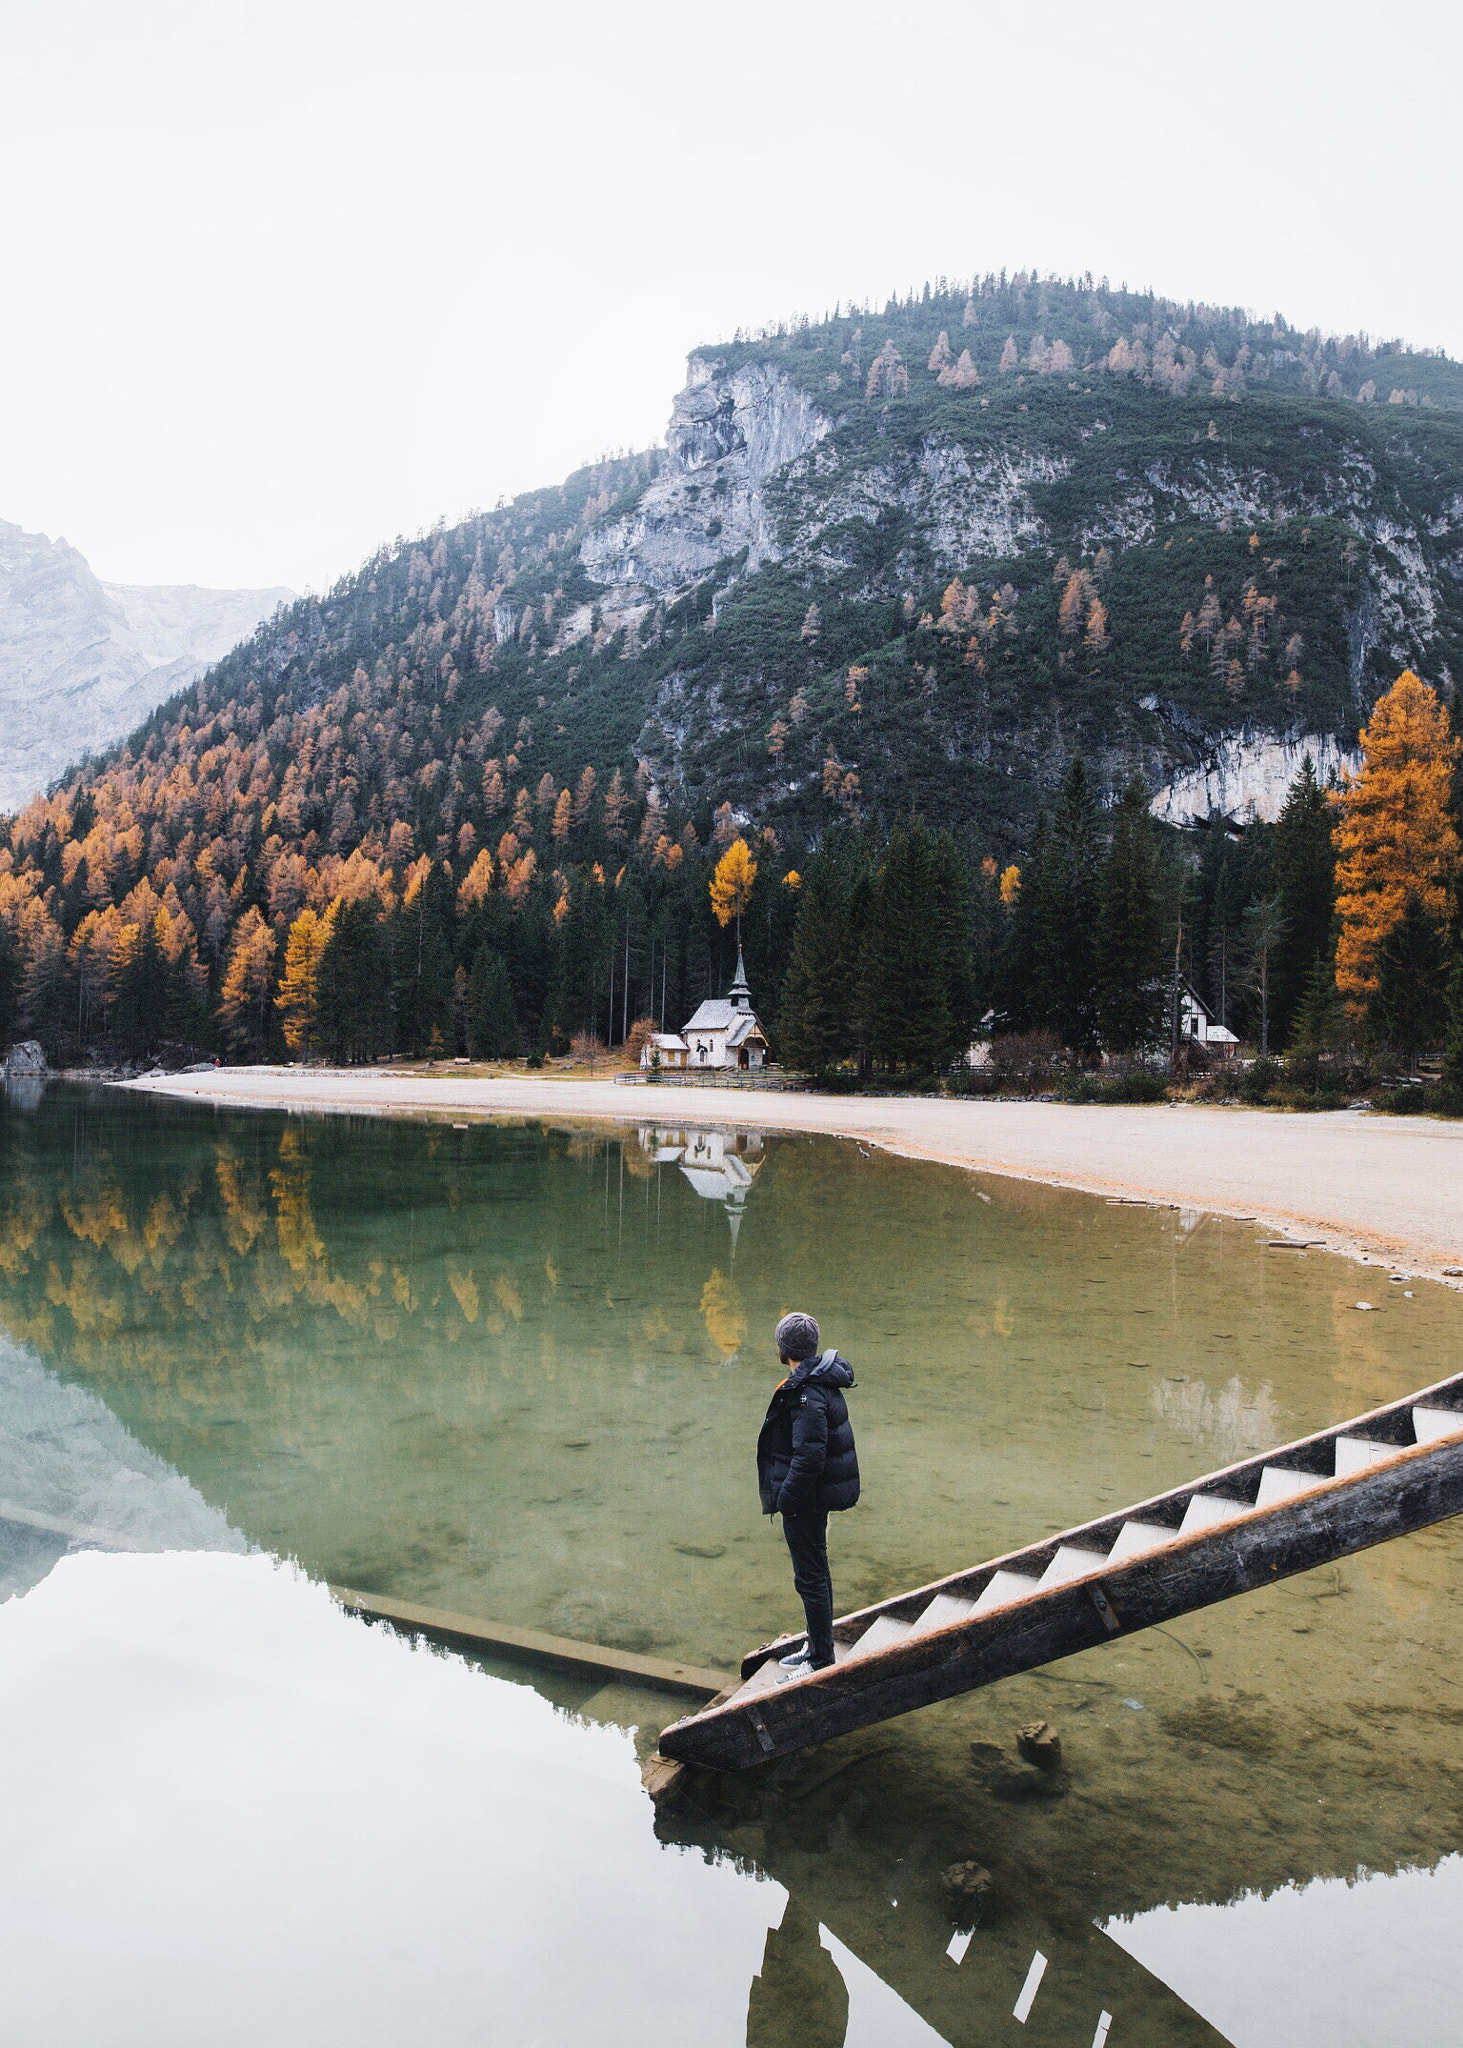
[656,1365,1463,1772]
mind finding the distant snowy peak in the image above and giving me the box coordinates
[0,518,292,813]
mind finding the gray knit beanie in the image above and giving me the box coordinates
[774,1311,821,1362]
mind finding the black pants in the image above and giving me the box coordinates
[782,1509,835,1667]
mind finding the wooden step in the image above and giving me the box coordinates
[1107,1519,1174,1563]
[1334,1436,1395,1478]
[1039,1544,1110,1587]
[1256,1465,1328,1509]
[1179,1491,1250,1534]
[1413,1406,1463,1445]
[727,1656,786,1705]
[842,1613,915,1662]
[972,1569,1044,1615]
[907,1590,977,1636]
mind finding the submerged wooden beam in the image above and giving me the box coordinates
[332,1586,731,1698]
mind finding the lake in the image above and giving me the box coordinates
[2,1082,1461,2046]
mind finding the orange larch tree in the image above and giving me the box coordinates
[1332,670,1461,1010]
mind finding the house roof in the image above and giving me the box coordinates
[727,1014,765,1048]
[684,999,737,1032]
[648,1033,688,1051]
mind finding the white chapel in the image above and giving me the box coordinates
[641,946,771,1072]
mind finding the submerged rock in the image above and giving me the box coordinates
[1017,1719,1063,1769]
[943,1861,993,1911]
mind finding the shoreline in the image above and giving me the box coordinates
[115,1067,1463,1289]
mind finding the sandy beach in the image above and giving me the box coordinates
[118,1067,1463,1286]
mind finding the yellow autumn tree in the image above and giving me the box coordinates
[709,836,757,941]
[218,906,277,1051]
[456,848,494,912]
[275,905,334,1057]
[1333,671,1461,1009]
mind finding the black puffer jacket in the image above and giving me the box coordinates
[757,1352,860,1516]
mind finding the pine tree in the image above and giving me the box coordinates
[1287,954,1346,1093]
[1097,777,1164,1052]
[1240,895,1287,1056]
[1270,754,1336,1042]
[869,822,944,1072]
[997,815,1049,1031]
[1370,894,1450,1067]
[0,918,16,1051]
[1442,954,1463,1107]
[393,865,456,1055]
[602,768,630,846]
[317,896,393,1063]
[778,841,860,1073]
[466,944,519,1058]
[1038,758,1101,1054]
[866,819,973,1073]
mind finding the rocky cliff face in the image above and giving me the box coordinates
[1150,731,1361,825]
[579,357,831,612]
[550,324,1463,833]
[0,519,292,813]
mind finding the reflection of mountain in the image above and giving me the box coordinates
[0,1336,243,1598]
[639,1126,765,1247]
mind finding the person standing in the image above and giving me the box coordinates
[756,1311,859,1676]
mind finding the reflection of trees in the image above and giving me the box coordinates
[0,1103,763,1406]
[700,1268,745,1361]
[8,1091,1463,1960]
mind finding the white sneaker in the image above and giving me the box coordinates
[778,1645,813,1670]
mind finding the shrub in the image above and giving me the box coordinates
[989,1030,1061,1093]
[945,1067,998,1098]
[1057,1069,1169,1105]
[1239,1056,1281,1105]
[1374,1083,1434,1115]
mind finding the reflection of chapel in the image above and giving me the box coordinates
[641,946,770,1072]
[638,1125,766,1245]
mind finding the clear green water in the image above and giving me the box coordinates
[4,1082,1463,2046]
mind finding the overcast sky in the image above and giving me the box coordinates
[2,0,1458,594]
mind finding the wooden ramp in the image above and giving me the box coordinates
[658,1366,1463,1771]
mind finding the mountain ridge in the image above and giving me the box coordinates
[3,269,1462,1065]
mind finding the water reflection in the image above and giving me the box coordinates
[4,1085,1463,2044]
[642,1126,766,1249]
[3,1073,46,1113]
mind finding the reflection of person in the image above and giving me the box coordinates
[745,1896,849,2048]
[756,1312,859,1675]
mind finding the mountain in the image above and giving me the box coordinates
[4,270,1463,1065]
[0,518,292,812]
